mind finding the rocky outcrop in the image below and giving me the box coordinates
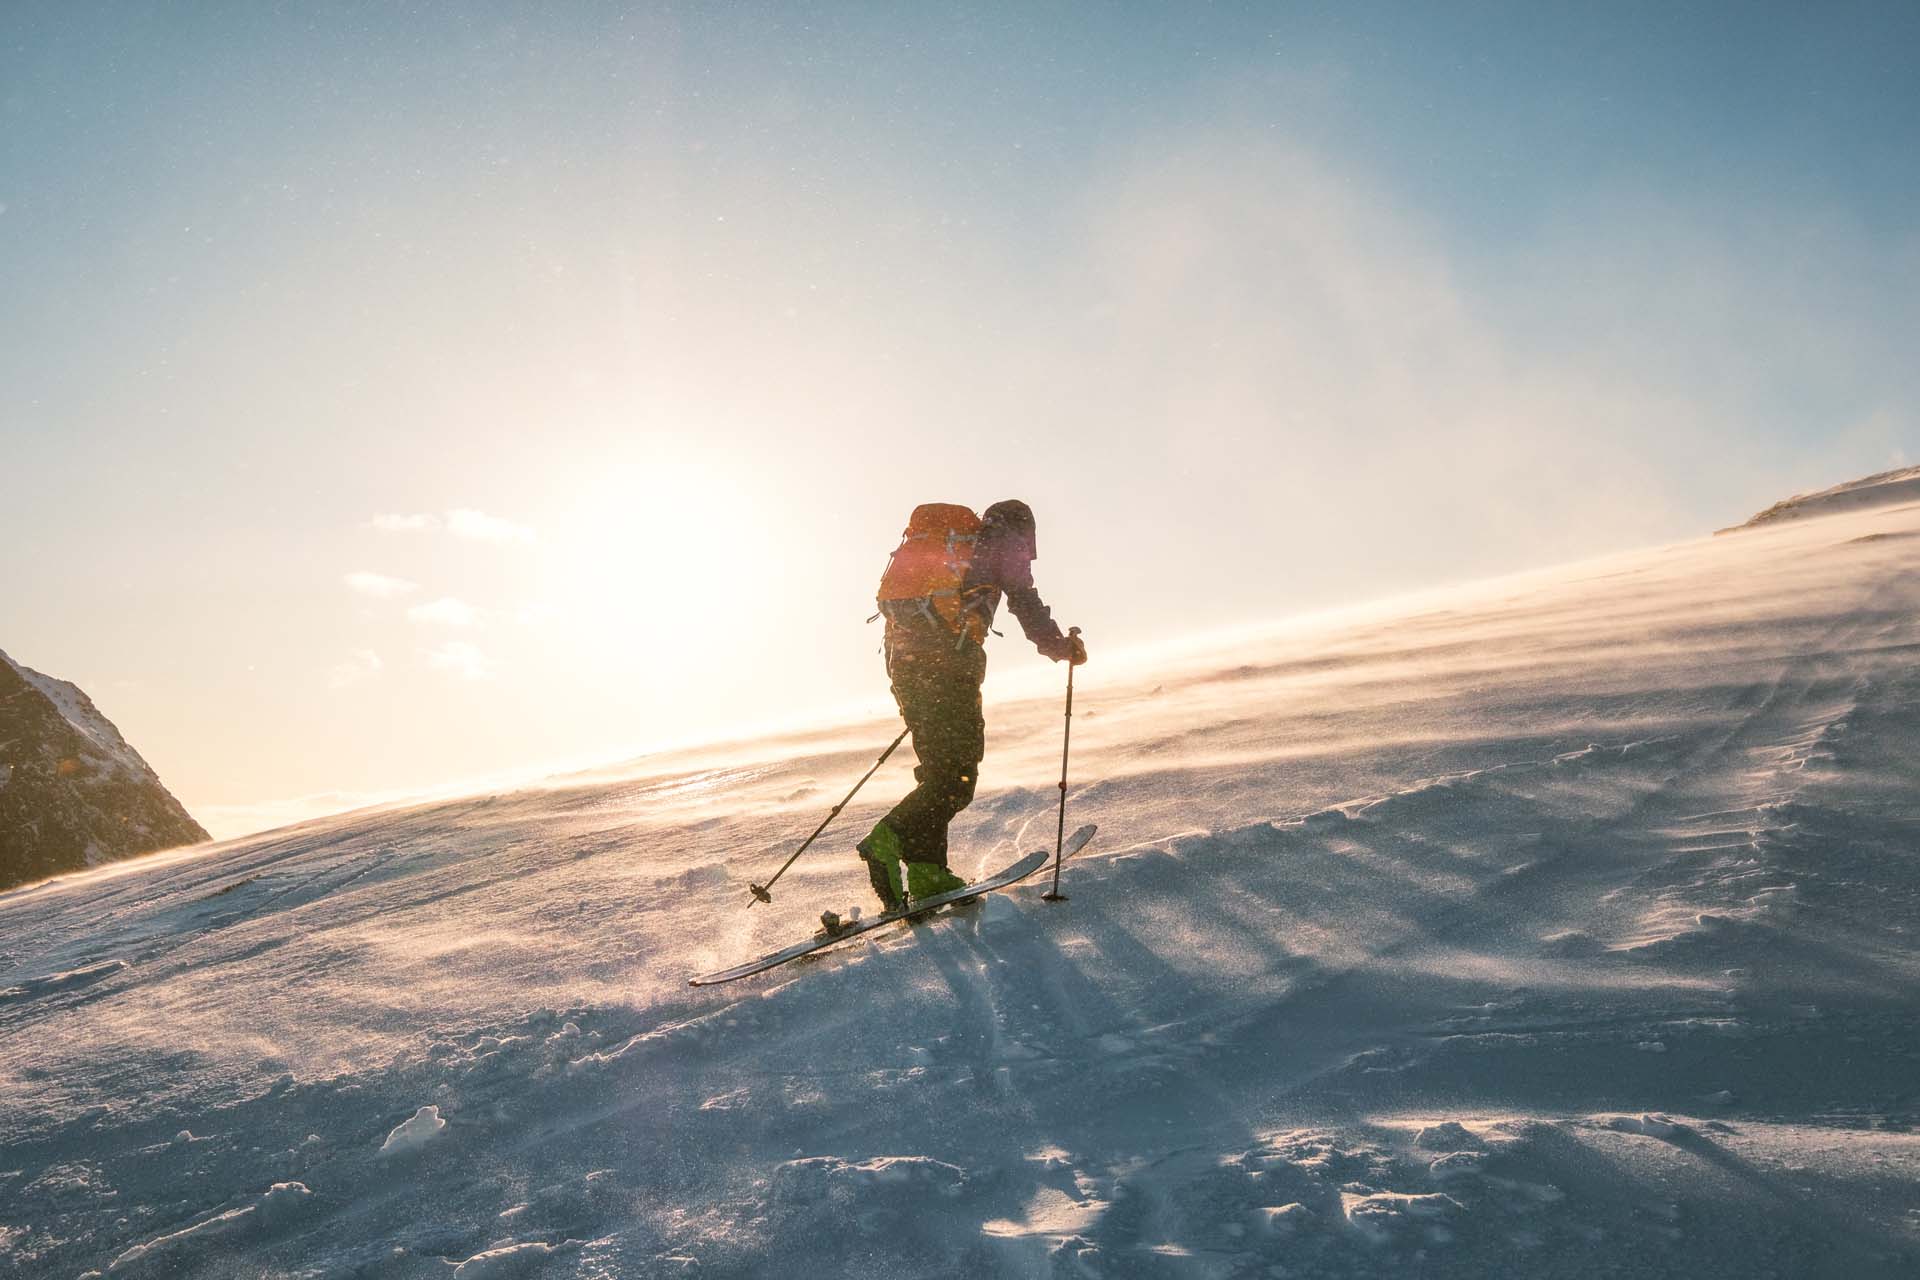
[0,650,208,890]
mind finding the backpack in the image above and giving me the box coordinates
[876,503,987,639]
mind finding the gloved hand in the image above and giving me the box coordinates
[1040,631,1088,665]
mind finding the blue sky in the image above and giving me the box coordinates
[4,3,1917,833]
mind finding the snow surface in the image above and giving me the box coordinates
[377,1105,447,1158]
[1721,463,1920,531]
[3,498,1920,1276]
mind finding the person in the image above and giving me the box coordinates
[857,499,1086,911]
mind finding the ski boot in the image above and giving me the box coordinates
[857,821,908,913]
[904,861,968,921]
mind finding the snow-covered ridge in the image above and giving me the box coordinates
[3,489,1919,1276]
[0,650,157,785]
[1720,463,1920,532]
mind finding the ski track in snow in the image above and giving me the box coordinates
[4,502,1920,1277]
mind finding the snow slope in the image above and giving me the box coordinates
[3,497,1919,1277]
[1720,463,1920,531]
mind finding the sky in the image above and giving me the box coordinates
[4,2,1918,838]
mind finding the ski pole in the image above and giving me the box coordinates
[1043,627,1081,903]
[749,727,909,908]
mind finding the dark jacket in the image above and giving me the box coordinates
[961,503,1065,651]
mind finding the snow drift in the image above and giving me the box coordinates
[1720,462,1920,531]
[2,489,1918,1277]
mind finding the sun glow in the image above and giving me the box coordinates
[530,452,775,673]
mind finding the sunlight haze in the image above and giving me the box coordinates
[4,2,1917,836]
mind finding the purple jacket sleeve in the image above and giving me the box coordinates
[977,534,1064,649]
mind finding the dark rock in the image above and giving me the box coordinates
[0,650,208,890]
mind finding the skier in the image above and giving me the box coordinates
[857,499,1086,911]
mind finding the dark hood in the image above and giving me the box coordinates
[980,499,1037,560]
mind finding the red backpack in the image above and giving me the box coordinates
[876,503,987,639]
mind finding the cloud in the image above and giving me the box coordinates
[445,508,536,544]
[424,640,494,680]
[328,649,384,689]
[344,571,419,599]
[368,509,536,543]
[407,597,481,627]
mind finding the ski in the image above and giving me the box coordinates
[691,823,1096,986]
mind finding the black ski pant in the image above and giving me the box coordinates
[878,630,987,869]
